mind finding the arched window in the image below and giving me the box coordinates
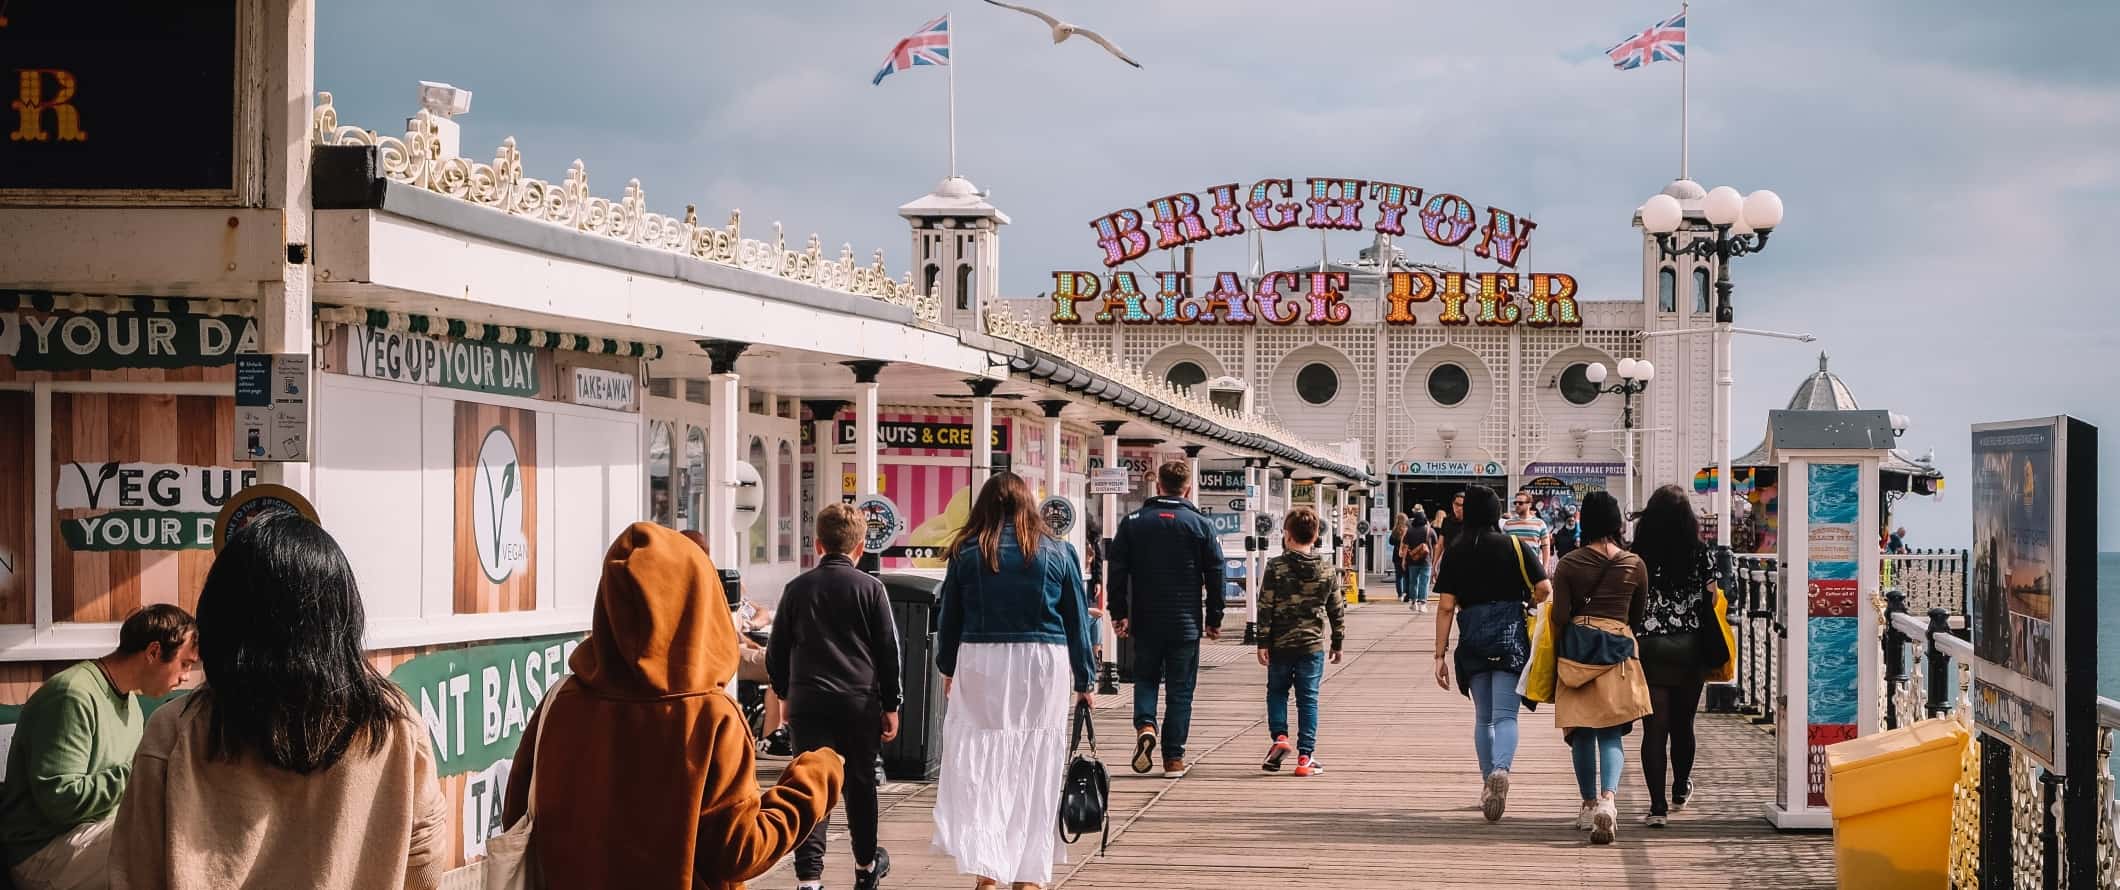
[748,438,769,565]
[1166,360,1207,390]
[648,421,675,526]
[955,264,974,310]
[922,264,940,299]
[1693,267,1712,314]
[1657,267,1677,313]
[777,441,796,561]
[683,426,707,533]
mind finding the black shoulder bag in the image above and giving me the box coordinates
[1058,698,1110,854]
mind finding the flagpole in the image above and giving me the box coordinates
[947,13,958,179]
[1680,0,1690,180]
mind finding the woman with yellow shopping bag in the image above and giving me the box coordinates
[1629,485,1733,828]
[1548,492,1652,845]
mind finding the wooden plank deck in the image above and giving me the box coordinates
[751,590,1835,889]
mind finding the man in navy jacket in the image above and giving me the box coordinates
[1108,459,1226,778]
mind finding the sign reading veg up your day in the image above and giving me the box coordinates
[1,310,258,369]
[55,462,258,550]
[347,325,540,398]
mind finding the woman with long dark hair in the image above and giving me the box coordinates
[1388,512,1410,602]
[931,473,1095,890]
[112,515,446,889]
[1548,492,1652,845]
[1431,487,1551,823]
[1629,484,1722,827]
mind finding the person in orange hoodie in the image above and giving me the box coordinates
[502,522,843,889]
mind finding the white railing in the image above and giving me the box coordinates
[311,93,938,323]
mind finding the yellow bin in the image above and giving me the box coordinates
[1823,718,1969,890]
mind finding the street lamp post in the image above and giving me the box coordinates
[1586,359,1654,514]
[1639,185,1784,548]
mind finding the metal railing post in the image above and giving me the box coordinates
[1979,735,2014,890]
[1925,608,1953,719]
[1883,590,1908,730]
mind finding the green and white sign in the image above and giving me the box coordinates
[390,634,583,778]
[347,325,540,398]
[1,311,259,370]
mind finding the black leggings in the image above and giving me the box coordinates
[1642,678,1705,814]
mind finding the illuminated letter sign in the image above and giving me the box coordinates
[0,1,241,191]
[1056,174,1578,327]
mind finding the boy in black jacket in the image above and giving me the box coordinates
[768,503,902,890]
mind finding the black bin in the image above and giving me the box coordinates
[880,573,946,781]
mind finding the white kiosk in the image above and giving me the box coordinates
[1766,409,1897,830]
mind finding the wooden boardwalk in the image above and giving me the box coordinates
[751,593,1835,889]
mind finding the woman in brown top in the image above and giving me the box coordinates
[113,514,446,890]
[1547,492,1652,845]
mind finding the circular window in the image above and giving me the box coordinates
[1295,363,1339,405]
[1560,363,1600,406]
[1166,361,1207,390]
[1427,363,1471,407]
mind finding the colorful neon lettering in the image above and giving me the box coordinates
[1419,193,1477,247]
[1154,271,1198,323]
[1526,273,1581,327]
[1203,272,1256,324]
[1254,272,1303,325]
[1091,209,1152,268]
[1204,183,1247,237]
[1049,271,1100,323]
[1473,273,1522,326]
[1435,272,1474,325]
[1147,193,1211,251]
[1094,271,1153,323]
[1383,271,1434,323]
[1304,272,1352,324]
[1368,182,1423,237]
[1246,179,1301,231]
[1305,178,1366,230]
[1474,207,1536,269]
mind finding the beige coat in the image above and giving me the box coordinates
[110,694,446,890]
[1554,616,1655,731]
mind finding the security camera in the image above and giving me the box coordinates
[417,81,472,118]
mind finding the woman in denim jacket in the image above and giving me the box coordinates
[930,472,1095,890]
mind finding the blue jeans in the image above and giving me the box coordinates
[1467,669,1522,775]
[1395,565,1411,600]
[1265,650,1326,755]
[1406,563,1431,604]
[1570,725,1628,800]
[1132,635,1201,761]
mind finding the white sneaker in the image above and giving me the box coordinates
[1644,813,1669,828]
[1590,798,1618,845]
[1480,769,1511,822]
[1576,801,1597,831]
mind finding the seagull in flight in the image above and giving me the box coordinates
[980,0,1143,68]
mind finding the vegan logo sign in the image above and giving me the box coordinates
[1049,176,1579,328]
[55,461,257,551]
[473,428,529,583]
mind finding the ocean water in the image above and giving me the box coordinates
[2101,554,2117,770]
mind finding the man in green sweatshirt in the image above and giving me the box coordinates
[0,605,195,890]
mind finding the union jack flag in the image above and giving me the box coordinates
[874,15,951,85]
[1606,10,1686,70]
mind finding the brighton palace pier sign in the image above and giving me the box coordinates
[1049,176,1579,328]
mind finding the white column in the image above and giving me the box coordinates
[856,384,880,497]
[1099,425,1121,536]
[805,401,841,565]
[1043,413,1064,503]
[257,0,315,493]
[971,387,995,493]
[1243,462,1261,634]
[1715,321,1734,548]
[708,372,741,567]
[1184,446,1202,499]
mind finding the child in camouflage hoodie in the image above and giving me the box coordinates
[1256,506,1345,776]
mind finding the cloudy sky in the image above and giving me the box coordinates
[320,1,2120,550]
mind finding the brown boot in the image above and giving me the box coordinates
[1162,757,1189,778]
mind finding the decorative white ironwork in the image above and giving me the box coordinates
[312,93,935,322]
[980,304,1366,478]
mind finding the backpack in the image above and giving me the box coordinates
[1401,527,1433,564]
[1057,699,1110,854]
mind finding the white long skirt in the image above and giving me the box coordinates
[931,641,1073,884]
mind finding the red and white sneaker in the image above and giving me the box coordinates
[1293,754,1323,777]
[1262,735,1294,772]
